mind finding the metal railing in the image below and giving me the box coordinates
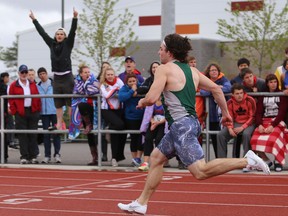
[1,92,287,165]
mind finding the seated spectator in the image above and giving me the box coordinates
[138,97,167,171]
[71,65,101,165]
[217,84,256,164]
[240,68,266,93]
[200,63,231,157]
[250,74,288,172]
[230,58,250,85]
[119,74,144,167]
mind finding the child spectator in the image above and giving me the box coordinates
[138,97,167,171]
[119,73,144,167]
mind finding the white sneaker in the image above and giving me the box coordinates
[242,167,250,172]
[118,200,147,215]
[20,159,28,164]
[111,158,118,167]
[244,150,270,174]
[42,157,51,164]
[54,154,61,163]
[31,158,39,164]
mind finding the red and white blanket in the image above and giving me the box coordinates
[250,118,288,165]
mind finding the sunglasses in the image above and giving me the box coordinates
[20,71,28,74]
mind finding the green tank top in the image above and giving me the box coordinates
[162,61,196,126]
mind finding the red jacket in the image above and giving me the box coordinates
[227,92,256,129]
[8,79,41,116]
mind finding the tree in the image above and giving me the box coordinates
[0,40,18,68]
[74,0,138,74]
[217,0,288,77]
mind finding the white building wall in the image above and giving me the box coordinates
[17,0,288,78]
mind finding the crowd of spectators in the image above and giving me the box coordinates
[1,51,288,172]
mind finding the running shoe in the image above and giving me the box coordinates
[118,200,147,215]
[244,150,270,174]
[132,158,141,167]
[138,162,149,171]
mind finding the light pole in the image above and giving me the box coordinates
[61,0,65,28]
[161,0,175,41]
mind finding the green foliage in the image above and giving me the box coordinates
[217,0,288,77]
[74,0,138,74]
[0,40,18,68]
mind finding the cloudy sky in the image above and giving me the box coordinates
[0,0,156,71]
[0,0,85,71]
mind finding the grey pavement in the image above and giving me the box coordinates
[2,138,288,174]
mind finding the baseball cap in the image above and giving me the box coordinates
[19,64,28,72]
[55,27,67,36]
[125,56,135,62]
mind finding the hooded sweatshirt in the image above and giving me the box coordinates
[227,92,256,129]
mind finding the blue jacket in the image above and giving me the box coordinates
[118,83,144,120]
[200,73,231,122]
[37,78,56,115]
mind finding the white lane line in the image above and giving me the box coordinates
[0,206,169,216]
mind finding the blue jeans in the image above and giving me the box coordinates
[41,115,61,158]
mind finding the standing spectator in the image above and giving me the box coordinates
[37,67,61,164]
[0,72,18,150]
[217,83,256,161]
[96,62,111,161]
[28,69,37,83]
[138,97,166,171]
[280,58,288,92]
[187,55,197,67]
[0,72,10,162]
[8,65,41,164]
[29,9,78,130]
[200,63,231,157]
[100,67,126,167]
[250,74,288,172]
[137,61,160,95]
[71,65,101,165]
[118,56,144,84]
[28,68,42,151]
[230,58,250,85]
[275,47,288,89]
[240,68,266,93]
[119,73,144,167]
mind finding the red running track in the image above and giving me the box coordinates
[0,168,287,216]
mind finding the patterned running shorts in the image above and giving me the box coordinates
[157,116,204,167]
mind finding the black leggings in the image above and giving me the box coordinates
[125,119,143,153]
[102,109,126,161]
[143,123,165,156]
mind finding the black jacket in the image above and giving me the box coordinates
[33,18,77,73]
